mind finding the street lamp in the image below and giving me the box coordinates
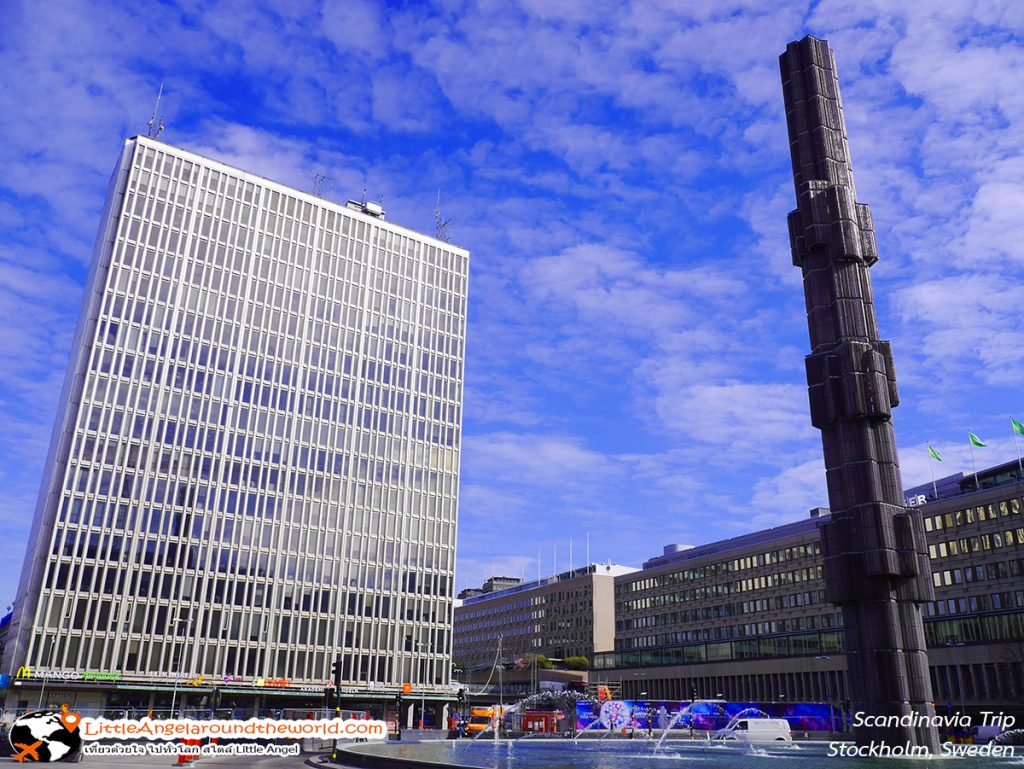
[816,657,836,734]
[496,635,504,741]
[169,611,194,717]
[690,687,697,740]
[630,671,649,704]
[640,692,649,738]
[946,641,967,718]
[38,606,72,710]
[37,637,59,710]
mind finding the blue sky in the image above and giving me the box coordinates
[1,1,1024,600]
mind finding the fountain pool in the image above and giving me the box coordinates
[341,738,1020,769]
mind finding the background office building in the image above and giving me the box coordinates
[2,136,469,714]
[456,575,524,601]
[594,460,1024,723]
[453,564,636,697]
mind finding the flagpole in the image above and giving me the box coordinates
[927,448,938,500]
[1013,421,1024,481]
[969,431,980,491]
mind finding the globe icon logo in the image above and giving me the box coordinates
[9,710,82,762]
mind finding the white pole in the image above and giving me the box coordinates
[587,532,591,567]
[497,635,503,743]
[928,447,938,499]
[569,538,573,573]
[969,431,980,490]
[1013,425,1024,480]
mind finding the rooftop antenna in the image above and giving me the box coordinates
[434,190,453,243]
[147,82,165,139]
[311,173,333,199]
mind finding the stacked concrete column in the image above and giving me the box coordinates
[780,35,939,752]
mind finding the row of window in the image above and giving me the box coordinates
[88,325,460,439]
[119,183,466,329]
[96,318,462,423]
[619,565,824,612]
[32,623,447,686]
[929,526,1024,561]
[618,543,822,596]
[925,498,1023,532]
[594,630,845,670]
[618,612,842,651]
[131,144,466,278]
[616,590,829,633]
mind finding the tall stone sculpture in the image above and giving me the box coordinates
[780,36,939,751]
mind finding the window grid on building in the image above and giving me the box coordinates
[11,137,468,690]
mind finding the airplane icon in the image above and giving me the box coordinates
[11,740,42,762]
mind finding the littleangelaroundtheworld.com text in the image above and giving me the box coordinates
[80,717,387,741]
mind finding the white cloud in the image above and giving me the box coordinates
[322,0,390,60]
[748,456,827,528]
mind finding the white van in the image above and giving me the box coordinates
[713,718,792,742]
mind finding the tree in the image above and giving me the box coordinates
[516,653,554,670]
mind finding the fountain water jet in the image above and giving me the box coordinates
[654,701,727,751]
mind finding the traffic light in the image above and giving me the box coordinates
[331,657,342,690]
[394,693,404,739]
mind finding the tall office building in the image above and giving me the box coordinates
[2,136,468,715]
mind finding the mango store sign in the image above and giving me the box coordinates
[14,667,120,683]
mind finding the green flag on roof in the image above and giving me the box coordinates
[1012,418,1024,437]
[968,431,987,448]
[928,444,942,462]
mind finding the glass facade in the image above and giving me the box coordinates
[4,136,468,691]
